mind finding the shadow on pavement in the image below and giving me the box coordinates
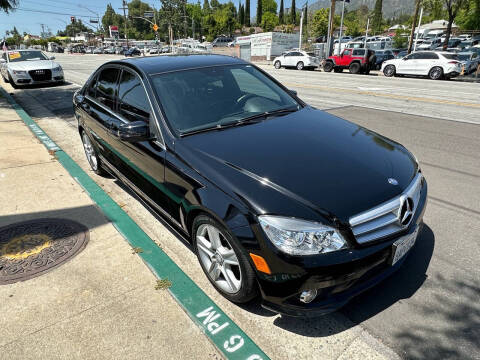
[0,205,110,231]
[271,224,435,336]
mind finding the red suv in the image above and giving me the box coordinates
[323,48,376,74]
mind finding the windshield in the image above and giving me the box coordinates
[8,50,48,62]
[457,54,470,60]
[442,53,459,60]
[152,64,300,134]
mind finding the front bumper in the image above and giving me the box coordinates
[10,71,64,85]
[255,179,428,317]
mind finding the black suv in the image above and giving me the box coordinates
[74,55,427,316]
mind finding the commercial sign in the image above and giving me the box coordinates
[109,25,119,38]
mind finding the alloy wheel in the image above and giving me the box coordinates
[384,65,395,77]
[82,132,98,171]
[274,61,281,69]
[297,62,304,70]
[196,224,242,294]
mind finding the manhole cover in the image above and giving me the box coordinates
[0,218,89,285]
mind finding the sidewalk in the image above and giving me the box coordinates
[0,93,221,359]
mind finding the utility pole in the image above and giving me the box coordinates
[413,7,423,52]
[407,0,421,54]
[326,0,336,57]
[120,0,129,48]
[299,7,304,49]
[337,0,346,55]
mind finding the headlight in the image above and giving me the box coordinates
[12,70,27,75]
[52,66,62,72]
[258,216,347,255]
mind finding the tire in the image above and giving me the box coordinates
[274,61,281,69]
[334,68,343,73]
[296,61,304,70]
[192,215,258,303]
[349,62,361,74]
[81,130,108,176]
[428,66,443,80]
[383,64,396,77]
[8,74,18,88]
[2,73,8,83]
[323,61,334,72]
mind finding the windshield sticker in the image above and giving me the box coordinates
[8,52,21,60]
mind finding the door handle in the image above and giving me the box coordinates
[82,103,91,114]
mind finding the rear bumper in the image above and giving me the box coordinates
[258,180,428,317]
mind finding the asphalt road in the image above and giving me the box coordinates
[8,53,480,359]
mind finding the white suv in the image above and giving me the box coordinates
[381,51,462,80]
[273,50,320,70]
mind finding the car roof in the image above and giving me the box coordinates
[112,54,247,75]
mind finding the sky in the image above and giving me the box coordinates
[0,0,264,38]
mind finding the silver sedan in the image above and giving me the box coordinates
[0,49,64,88]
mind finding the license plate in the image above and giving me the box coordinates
[390,227,419,266]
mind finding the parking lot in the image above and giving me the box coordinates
[2,53,480,359]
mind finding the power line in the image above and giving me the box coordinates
[20,0,92,14]
[14,7,93,18]
[36,0,104,11]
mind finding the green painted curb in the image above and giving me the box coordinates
[0,87,269,360]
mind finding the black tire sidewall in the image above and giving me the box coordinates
[274,61,281,69]
[349,63,360,74]
[323,62,334,72]
[429,67,443,80]
[384,65,395,77]
[297,61,304,70]
[192,215,258,303]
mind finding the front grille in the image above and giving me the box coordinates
[29,69,51,81]
[349,173,423,244]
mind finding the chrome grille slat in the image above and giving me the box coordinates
[349,173,423,244]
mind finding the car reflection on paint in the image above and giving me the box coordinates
[73,54,427,316]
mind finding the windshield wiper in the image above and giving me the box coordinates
[179,107,299,137]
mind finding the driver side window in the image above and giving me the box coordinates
[230,68,280,102]
[343,50,352,56]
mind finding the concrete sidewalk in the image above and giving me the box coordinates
[0,93,221,359]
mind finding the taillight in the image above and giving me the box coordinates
[448,61,459,64]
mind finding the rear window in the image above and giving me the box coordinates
[442,53,459,60]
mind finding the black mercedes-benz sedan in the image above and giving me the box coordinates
[73,54,427,316]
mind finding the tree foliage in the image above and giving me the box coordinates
[372,0,384,32]
[245,0,251,26]
[311,8,329,37]
[261,11,279,31]
[290,0,296,25]
[256,0,263,26]
[0,0,16,13]
[279,0,284,24]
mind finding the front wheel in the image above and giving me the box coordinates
[296,61,304,70]
[323,61,334,72]
[81,130,107,176]
[274,61,281,69]
[8,74,18,89]
[383,64,396,77]
[193,215,258,303]
[429,66,443,80]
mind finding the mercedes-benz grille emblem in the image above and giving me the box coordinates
[388,178,399,185]
[398,196,414,226]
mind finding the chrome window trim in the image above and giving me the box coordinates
[349,173,423,244]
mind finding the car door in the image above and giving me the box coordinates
[81,67,121,164]
[282,52,294,66]
[417,52,438,75]
[398,53,417,74]
[106,68,172,216]
[340,49,352,66]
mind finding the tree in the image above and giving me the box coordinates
[279,0,284,24]
[256,0,263,26]
[245,0,250,26]
[239,3,245,25]
[456,0,480,30]
[311,8,329,37]
[203,0,210,12]
[442,0,468,49]
[290,0,296,25]
[261,12,279,31]
[263,0,277,14]
[393,29,408,48]
[0,0,16,13]
[372,0,383,33]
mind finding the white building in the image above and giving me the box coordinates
[236,32,300,61]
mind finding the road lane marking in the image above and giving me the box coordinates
[284,82,480,108]
[0,87,269,360]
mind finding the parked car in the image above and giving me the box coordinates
[93,47,104,54]
[323,48,376,74]
[104,47,116,54]
[0,49,64,88]
[115,47,127,55]
[417,38,443,50]
[124,47,141,57]
[73,54,427,316]
[395,50,408,59]
[161,46,171,53]
[374,50,394,69]
[457,52,479,73]
[273,50,320,70]
[391,48,407,57]
[212,36,233,47]
[459,39,479,50]
[85,47,94,54]
[149,47,161,54]
[382,51,462,80]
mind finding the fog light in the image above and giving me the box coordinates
[299,289,317,304]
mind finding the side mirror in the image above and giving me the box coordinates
[118,121,151,142]
[49,56,56,60]
[289,89,298,96]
